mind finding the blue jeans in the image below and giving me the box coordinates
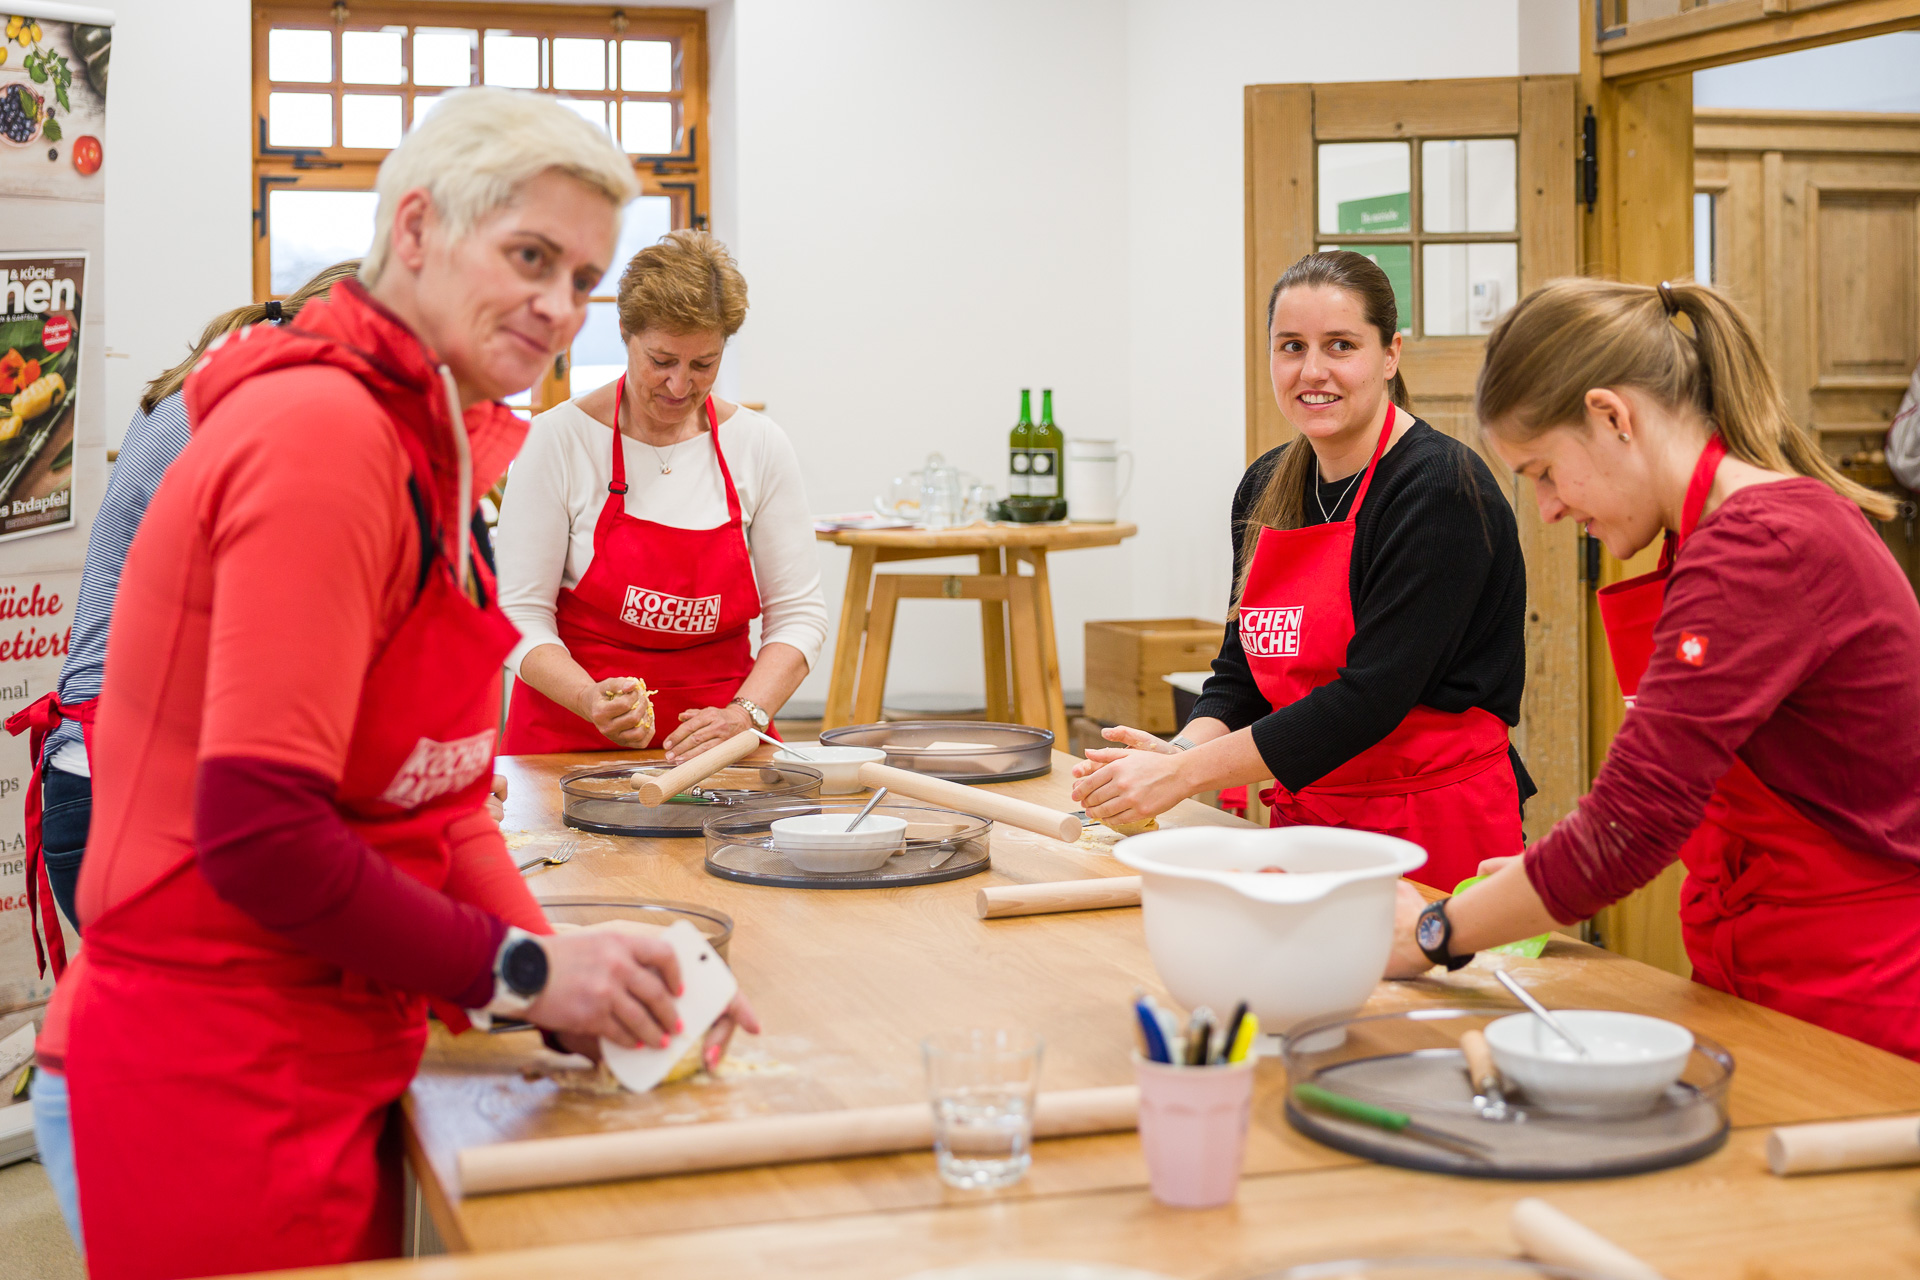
[39,764,91,932]
[31,1069,85,1254]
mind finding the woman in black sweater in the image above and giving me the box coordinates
[1072,251,1531,889]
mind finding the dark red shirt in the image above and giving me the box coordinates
[1526,478,1920,923]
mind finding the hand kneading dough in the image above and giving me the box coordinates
[582,918,725,1085]
[1103,817,1159,837]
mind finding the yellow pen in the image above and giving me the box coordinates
[1227,1012,1260,1064]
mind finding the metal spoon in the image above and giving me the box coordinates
[517,840,578,875]
[754,729,817,760]
[1495,969,1591,1058]
[846,787,888,832]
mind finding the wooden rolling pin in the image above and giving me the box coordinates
[856,761,1081,842]
[977,876,1142,919]
[1766,1116,1920,1176]
[636,729,762,805]
[1511,1197,1665,1280]
[459,1084,1138,1196]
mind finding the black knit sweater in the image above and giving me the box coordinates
[1188,419,1535,803]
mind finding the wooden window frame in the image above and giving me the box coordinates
[1593,0,1920,83]
[250,1,709,305]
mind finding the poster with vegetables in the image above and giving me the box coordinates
[0,13,106,201]
[0,252,81,540]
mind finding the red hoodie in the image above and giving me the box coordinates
[40,283,544,1066]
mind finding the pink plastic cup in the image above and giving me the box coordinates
[1134,1055,1257,1208]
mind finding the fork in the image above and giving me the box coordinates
[517,840,579,875]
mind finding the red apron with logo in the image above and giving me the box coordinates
[4,692,97,976]
[61,423,522,1280]
[1597,436,1920,1061]
[503,382,765,753]
[1240,405,1521,891]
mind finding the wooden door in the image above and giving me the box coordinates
[1244,76,1586,845]
[1696,107,1920,591]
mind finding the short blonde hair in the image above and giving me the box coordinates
[617,229,749,339]
[361,88,639,285]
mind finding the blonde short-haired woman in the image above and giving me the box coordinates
[34,89,755,1279]
[497,229,827,762]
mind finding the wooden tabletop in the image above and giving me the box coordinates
[815,521,1137,551]
[391,749,1920,1271]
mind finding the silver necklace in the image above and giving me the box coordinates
[646,438,683,475]
[1317,467,1364,522]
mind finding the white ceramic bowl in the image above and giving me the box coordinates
[1114,826,1427,1035]
[774,745,886,794]
[1484,1010,1694,1118]
[769,813,906,873]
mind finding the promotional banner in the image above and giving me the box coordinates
[0,251,85,541]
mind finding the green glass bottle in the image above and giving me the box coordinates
[1007,389,1036,521]
[1032,388,1066,521]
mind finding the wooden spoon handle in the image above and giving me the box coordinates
[636,730,762,805]
[1460,1028,1501,1096]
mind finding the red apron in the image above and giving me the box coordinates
[1597,436,1920,1061]
[62,424,522,1280]
[4,691,97,976]
[1240,405,1521,890]
[503,382,765,753]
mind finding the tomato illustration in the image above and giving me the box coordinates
[72,134,101,176]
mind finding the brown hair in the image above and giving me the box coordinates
[1476,277,1895,521]
[139,260,362,414]
[616,229,749,340]
[1232,251,1413,603]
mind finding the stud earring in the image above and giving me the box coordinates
[1617,432,1630,443]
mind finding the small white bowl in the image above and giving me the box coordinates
[1484,1010,1694,1118]
[769,813,906,873]
[775,745,886,794]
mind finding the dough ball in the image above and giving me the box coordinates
[661,1042,706,1084]
[1103,816,1159,837]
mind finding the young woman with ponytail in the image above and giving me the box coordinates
[1387,277,1920,1061]
[1074,251,1533,890]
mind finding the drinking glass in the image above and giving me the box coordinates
[921,1028,1044,1189]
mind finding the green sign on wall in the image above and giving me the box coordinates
[1337,192,1410,234]
[1329,243,1413,334]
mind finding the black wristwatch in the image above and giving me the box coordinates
[1415,897,1475,972]
[487,928,550,1016]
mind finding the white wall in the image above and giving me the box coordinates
[97,0,1531,714]
[1694,30,1920,114]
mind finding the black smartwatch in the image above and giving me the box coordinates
[1415,897,1475,972]
[487,929,550,1016]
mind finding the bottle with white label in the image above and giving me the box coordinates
[1006,389,1038,521]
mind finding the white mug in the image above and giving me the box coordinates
[1064,437,1133,523]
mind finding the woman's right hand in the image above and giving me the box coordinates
[525,928,683,1050]
[580,677,655,748]
[1070,725,1179,779]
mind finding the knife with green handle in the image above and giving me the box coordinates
[1292,1082,1495,1161]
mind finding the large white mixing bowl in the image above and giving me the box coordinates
[1114,826,1426,1035]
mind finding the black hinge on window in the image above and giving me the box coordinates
[258,116,344,172]
[254,173,299,241]
[1577,531,1602,588]
[1578,106,1598,213]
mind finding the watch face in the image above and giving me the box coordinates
[504,938,549,998]
[1416,909,1446,952]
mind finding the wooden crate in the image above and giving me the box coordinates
[1083,617,1225,735]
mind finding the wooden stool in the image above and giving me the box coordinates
[817,523,1137,742]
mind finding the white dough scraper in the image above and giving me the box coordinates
[600,919,739,1093]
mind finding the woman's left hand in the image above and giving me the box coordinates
[663,702,754,763]
[1383,879,1437,979]
[485,774,508,825]
[1071,747,1189,827]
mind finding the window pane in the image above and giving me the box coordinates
[413,29,474,86]
[570,302,628,397]
[1421,139,1516,233]
[1319,244,1412,333]
[341,94,402,149]
[268,92,332,147]
[411,94,445,128]
[597,195,675,291]
[557,98,609,137]
[484,32,539,88]
[342,29,403,84]
[552,37,605,90]
[1318,142,1410,236]
[621,40,673,92]
[1422,242,1518,336]
[621,100,674,155]
[269,190,377,294]
[268,28,331,83]
[1693,192,1715,287]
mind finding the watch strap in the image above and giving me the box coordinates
[1169,735,1197,752]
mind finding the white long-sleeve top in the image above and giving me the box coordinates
[494,399,829,678]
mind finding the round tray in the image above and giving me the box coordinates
[560,761,823,837]
[817,720,1053,783]
[703,801,993,889]
[1281,1007,1732,1180]
[537,896,734,959]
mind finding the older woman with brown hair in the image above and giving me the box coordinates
[497,230,827,761]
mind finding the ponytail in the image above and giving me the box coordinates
[1478,276,1896,521]
[138,258,362,414]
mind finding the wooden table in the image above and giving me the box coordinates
[374,749,1920,1279]
[816,522,1137,739]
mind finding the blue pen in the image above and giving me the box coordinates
[1133,997,1171,1063]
